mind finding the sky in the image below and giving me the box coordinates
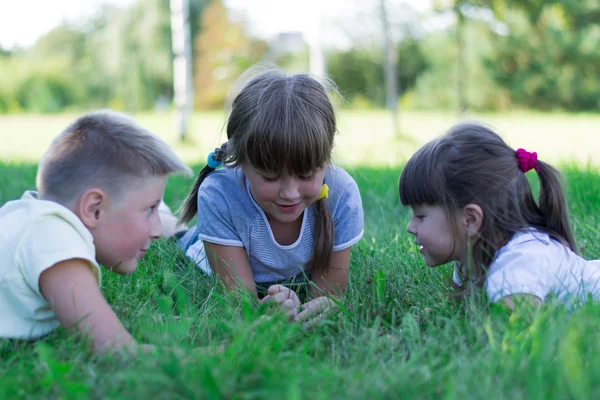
[0,0,433,50]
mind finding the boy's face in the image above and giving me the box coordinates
[406,204,467,267]
[93,175,166,274]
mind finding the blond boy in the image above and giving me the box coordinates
[0,110,191,353]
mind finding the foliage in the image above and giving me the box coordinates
[485,3,600,111]
[327,37,428,108]
[193,0,268,109]
[0,0,599,112]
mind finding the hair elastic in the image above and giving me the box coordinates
[317,184,329,200]
[207,151,222,169]
[516,148,539,173]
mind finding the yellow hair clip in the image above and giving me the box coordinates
[317,184,329,200]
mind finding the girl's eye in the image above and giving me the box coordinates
[299,174,314,181]
[261,175,279,182]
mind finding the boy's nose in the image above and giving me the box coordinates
[151,213,163,239]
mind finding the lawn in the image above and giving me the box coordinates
[1,111,600,399]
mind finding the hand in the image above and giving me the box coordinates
[260,284,301,320]
[294,296,338,329]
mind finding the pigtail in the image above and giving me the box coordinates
[311,198,334,275]
[535,160,578,253]
[178,142,228,225]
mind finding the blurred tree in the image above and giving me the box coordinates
[327,37,427,109]
[193,0,267,109]
[485,2,600,110]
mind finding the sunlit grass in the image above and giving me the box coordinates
[2,110,600,166]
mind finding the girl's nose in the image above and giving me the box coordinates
[280,179,300,200]
[406,218,417,235]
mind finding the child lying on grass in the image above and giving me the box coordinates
[0,110,191,354]
[399,122,600,309]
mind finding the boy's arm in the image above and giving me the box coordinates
[39,259,135,354]
[309,247,351,298]
[203,241,258,297]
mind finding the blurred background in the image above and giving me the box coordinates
[0,0,599,165]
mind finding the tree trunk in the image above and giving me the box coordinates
[170,0,193,141]
[456,7,467,112]
[380,0,400,137]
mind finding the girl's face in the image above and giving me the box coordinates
[244,163,325,225]
[406,204,468,267]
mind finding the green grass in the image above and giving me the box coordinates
[3,111,600,398]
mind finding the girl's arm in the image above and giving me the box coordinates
[39,259,135,354]
[309,247,351,298]
[203,241,258,297]
[500,294,542,310]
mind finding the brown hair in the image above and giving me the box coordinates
[179,66,337,273]
[37,110,192,204]
[399,122,577,288]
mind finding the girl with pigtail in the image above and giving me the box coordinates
[176,66,364,324]
[399,122,600,309]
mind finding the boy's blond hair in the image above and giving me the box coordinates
[36,110,192,204]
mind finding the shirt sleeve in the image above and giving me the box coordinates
[16,216,100,295]
[195,174,244,247]
[485,241,551,303]
[330,172,364,252]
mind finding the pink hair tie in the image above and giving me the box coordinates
[516,148,539,173]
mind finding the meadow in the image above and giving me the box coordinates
[2,111,600,399]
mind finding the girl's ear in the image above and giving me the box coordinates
[462,203,483,236]
[77,188,107,229]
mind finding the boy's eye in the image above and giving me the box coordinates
[299,174,314,181]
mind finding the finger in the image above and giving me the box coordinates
[260,294,273,304]
[282,298,296,310]
[302,313,326,329]
[272,290,299,305]
[287,307,299,321]
[267,284,288,295]
[294,299,330,322]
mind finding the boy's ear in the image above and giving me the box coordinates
[462,203,483,236]
[78,188,108,229]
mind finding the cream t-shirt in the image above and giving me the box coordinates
[0,191,101,339]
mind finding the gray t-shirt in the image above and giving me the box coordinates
[179,165,364,283]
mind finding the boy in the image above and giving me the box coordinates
[0,110,191,354]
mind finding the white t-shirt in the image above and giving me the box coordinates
[454,229,600,307]
[0,191,101,339]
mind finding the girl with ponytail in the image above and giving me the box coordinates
[399,122,600,309]
[177,66,363,324]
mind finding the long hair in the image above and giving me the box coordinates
[179,66,337,273]
[399,122,577,288]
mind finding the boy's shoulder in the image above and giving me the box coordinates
[1,191,93,246]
